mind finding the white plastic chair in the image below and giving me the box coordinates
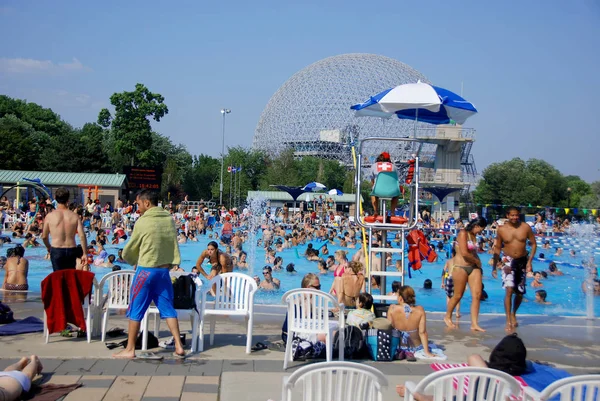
[198,272,257,354]
[524,375,600,401]
[96,270,135,342]
[143,272,203,352]
[281,362,388,401]
[282,361,388,401]
[43,274,98,344]
[405,367,523,401]
[281,289,345,370]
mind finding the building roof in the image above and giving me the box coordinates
[0,170,127,188]
[247,190,360,203]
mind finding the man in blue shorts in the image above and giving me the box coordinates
[113,190,186,359]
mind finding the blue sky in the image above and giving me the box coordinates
[1,0,599,182]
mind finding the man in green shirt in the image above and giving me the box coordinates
[113,190,186,359]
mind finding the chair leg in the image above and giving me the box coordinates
[283,331,293,370]
[153,314,160,337]
[141,315,148,351]
[209,318,216,346]
[190,314,198,353]
[245,313,253,354]
[44,311,49,344]
[101,311,109,343]
[325,332,332,362]
[198,315,205,352]
[337,327,344,362]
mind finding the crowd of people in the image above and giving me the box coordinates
[1,187,599,354]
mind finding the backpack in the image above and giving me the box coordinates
[333,325,366,359]
[172,275,197,311]
[0,302,15,324]
[366,328,401,361]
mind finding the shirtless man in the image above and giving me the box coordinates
[41,188,88,271]
[194,241,233,280]
[492,207,536,333]
[259,266,280,290]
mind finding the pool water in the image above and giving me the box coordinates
[2,229,598,317]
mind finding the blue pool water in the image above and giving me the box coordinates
[2,230,599,317]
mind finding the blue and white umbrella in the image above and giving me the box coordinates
[351,81,477,125]
[303,182,327,192]
[328,189,343,196]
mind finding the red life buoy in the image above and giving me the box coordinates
[405,159,416,184]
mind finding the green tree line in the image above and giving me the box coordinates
[2,85,598,211]
[0,85,349,205]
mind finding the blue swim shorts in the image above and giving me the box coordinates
[127,267,177,321]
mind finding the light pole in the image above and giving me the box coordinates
[219,108,231,207]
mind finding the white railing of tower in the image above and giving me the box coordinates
[414,127,476,140]
[354,137,422,303]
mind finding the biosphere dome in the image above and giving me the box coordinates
[253,53,435,165]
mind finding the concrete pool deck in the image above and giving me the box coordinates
[0,299,598,400]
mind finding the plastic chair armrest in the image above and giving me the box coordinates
[523,386,542,401]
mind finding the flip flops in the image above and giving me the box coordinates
[267,342,286,352]
[137,352,164,360]
[106,327,125,338]
[251,342,268,352]
[172,352,188,359]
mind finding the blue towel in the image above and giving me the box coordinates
[522,363,590,401]
[0,316,44,336]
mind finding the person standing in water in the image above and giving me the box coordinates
[41,188,88,271]
[492,206,536,333]
[194,241,233,280]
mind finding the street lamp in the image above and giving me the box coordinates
[219,108,231,207]
[567,187,572,209]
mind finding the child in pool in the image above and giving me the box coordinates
[535,289,551,304]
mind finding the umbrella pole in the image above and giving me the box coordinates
[413,109,419,138]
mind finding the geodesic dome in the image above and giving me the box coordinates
[253,53,436,165]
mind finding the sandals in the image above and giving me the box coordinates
[251,342,268,352]
[106,327,125,338]
[138,352,164,360]
[172,352,188,359]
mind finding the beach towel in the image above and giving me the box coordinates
[0,316,44,336]
[431,363,527,399]
[415,348,447,360]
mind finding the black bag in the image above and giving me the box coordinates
[172,275,196,311]
[333,325,366,359]
[108,332,159,350]
[0,301,14,324]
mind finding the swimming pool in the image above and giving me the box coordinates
[2,229,598,317]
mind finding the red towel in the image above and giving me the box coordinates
[41,270,95,334]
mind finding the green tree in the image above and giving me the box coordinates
[184,155,220,201]
[97,84,168,166]
[0,114,37,170]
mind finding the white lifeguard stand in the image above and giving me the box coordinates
[354,137,422,304]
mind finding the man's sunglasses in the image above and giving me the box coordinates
[262,271,271,275]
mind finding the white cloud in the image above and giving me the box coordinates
[0,57,91,74]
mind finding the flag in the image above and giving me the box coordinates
[237,167,242,172]
[227,166,232,172]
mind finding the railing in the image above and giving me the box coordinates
[419,170,465,185]
[414,127,476,140]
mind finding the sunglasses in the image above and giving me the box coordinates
[262,271,271,275]
[310,285,321,290]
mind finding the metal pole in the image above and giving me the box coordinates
[219,109,231,206]
[229,168,233,209]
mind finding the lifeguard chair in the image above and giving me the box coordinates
[354,137,421,304]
